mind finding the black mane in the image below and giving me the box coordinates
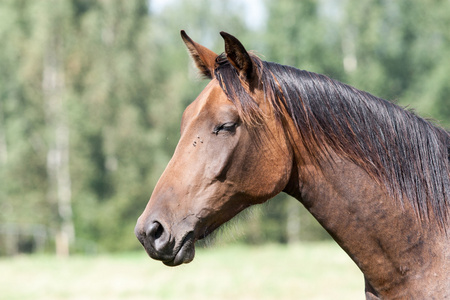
[215,53,450,228]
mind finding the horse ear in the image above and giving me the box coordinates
[220,31,254,82]
[181,30,218,79]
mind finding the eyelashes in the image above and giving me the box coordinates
[213,122,238,135]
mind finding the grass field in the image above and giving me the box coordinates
[0,242,364,300]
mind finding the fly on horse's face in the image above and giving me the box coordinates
[135,31,292,266]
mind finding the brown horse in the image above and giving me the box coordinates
[135,31,450,299]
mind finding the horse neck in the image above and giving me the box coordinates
[283,138,450,297]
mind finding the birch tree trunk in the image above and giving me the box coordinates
[342,26,358,74]
[0,101,7,166]
[42,37,74,257]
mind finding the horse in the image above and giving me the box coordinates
[135,31,450,299]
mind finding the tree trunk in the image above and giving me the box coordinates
[0,101,7,166]
[286,198,301,244]
[42,37,74,257]
[342,26,358,74]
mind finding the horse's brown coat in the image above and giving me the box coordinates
[135,31,450,299]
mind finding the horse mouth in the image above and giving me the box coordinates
[162,232,196,267]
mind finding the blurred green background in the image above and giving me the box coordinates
[0,0,450,299]
[0,0,449,297]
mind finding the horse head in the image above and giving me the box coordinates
[134,31,293,266]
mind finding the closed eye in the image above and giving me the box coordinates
[213,122,238,135]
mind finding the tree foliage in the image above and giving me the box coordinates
[0,0,448,254]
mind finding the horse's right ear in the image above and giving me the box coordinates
[181,30,218,79]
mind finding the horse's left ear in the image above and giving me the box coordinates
[220,31,254,82]
[181,30,218,79]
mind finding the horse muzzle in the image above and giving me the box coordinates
[135,218,196,266]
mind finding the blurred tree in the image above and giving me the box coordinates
[67,0,159,252]
[340,0,450,118]
[0,0,448,254]
[40,1,74,257]
[0,0,53,254]
[0,0,158,254]
[0,0,252,253]
[264,0,343,76]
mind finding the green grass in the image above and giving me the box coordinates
[0,242,364,300]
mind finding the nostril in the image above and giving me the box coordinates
[138,220,171,253]
[147,221,168,248]
[148,221,164,240]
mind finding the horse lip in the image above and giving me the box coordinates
[162,231,196,267]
